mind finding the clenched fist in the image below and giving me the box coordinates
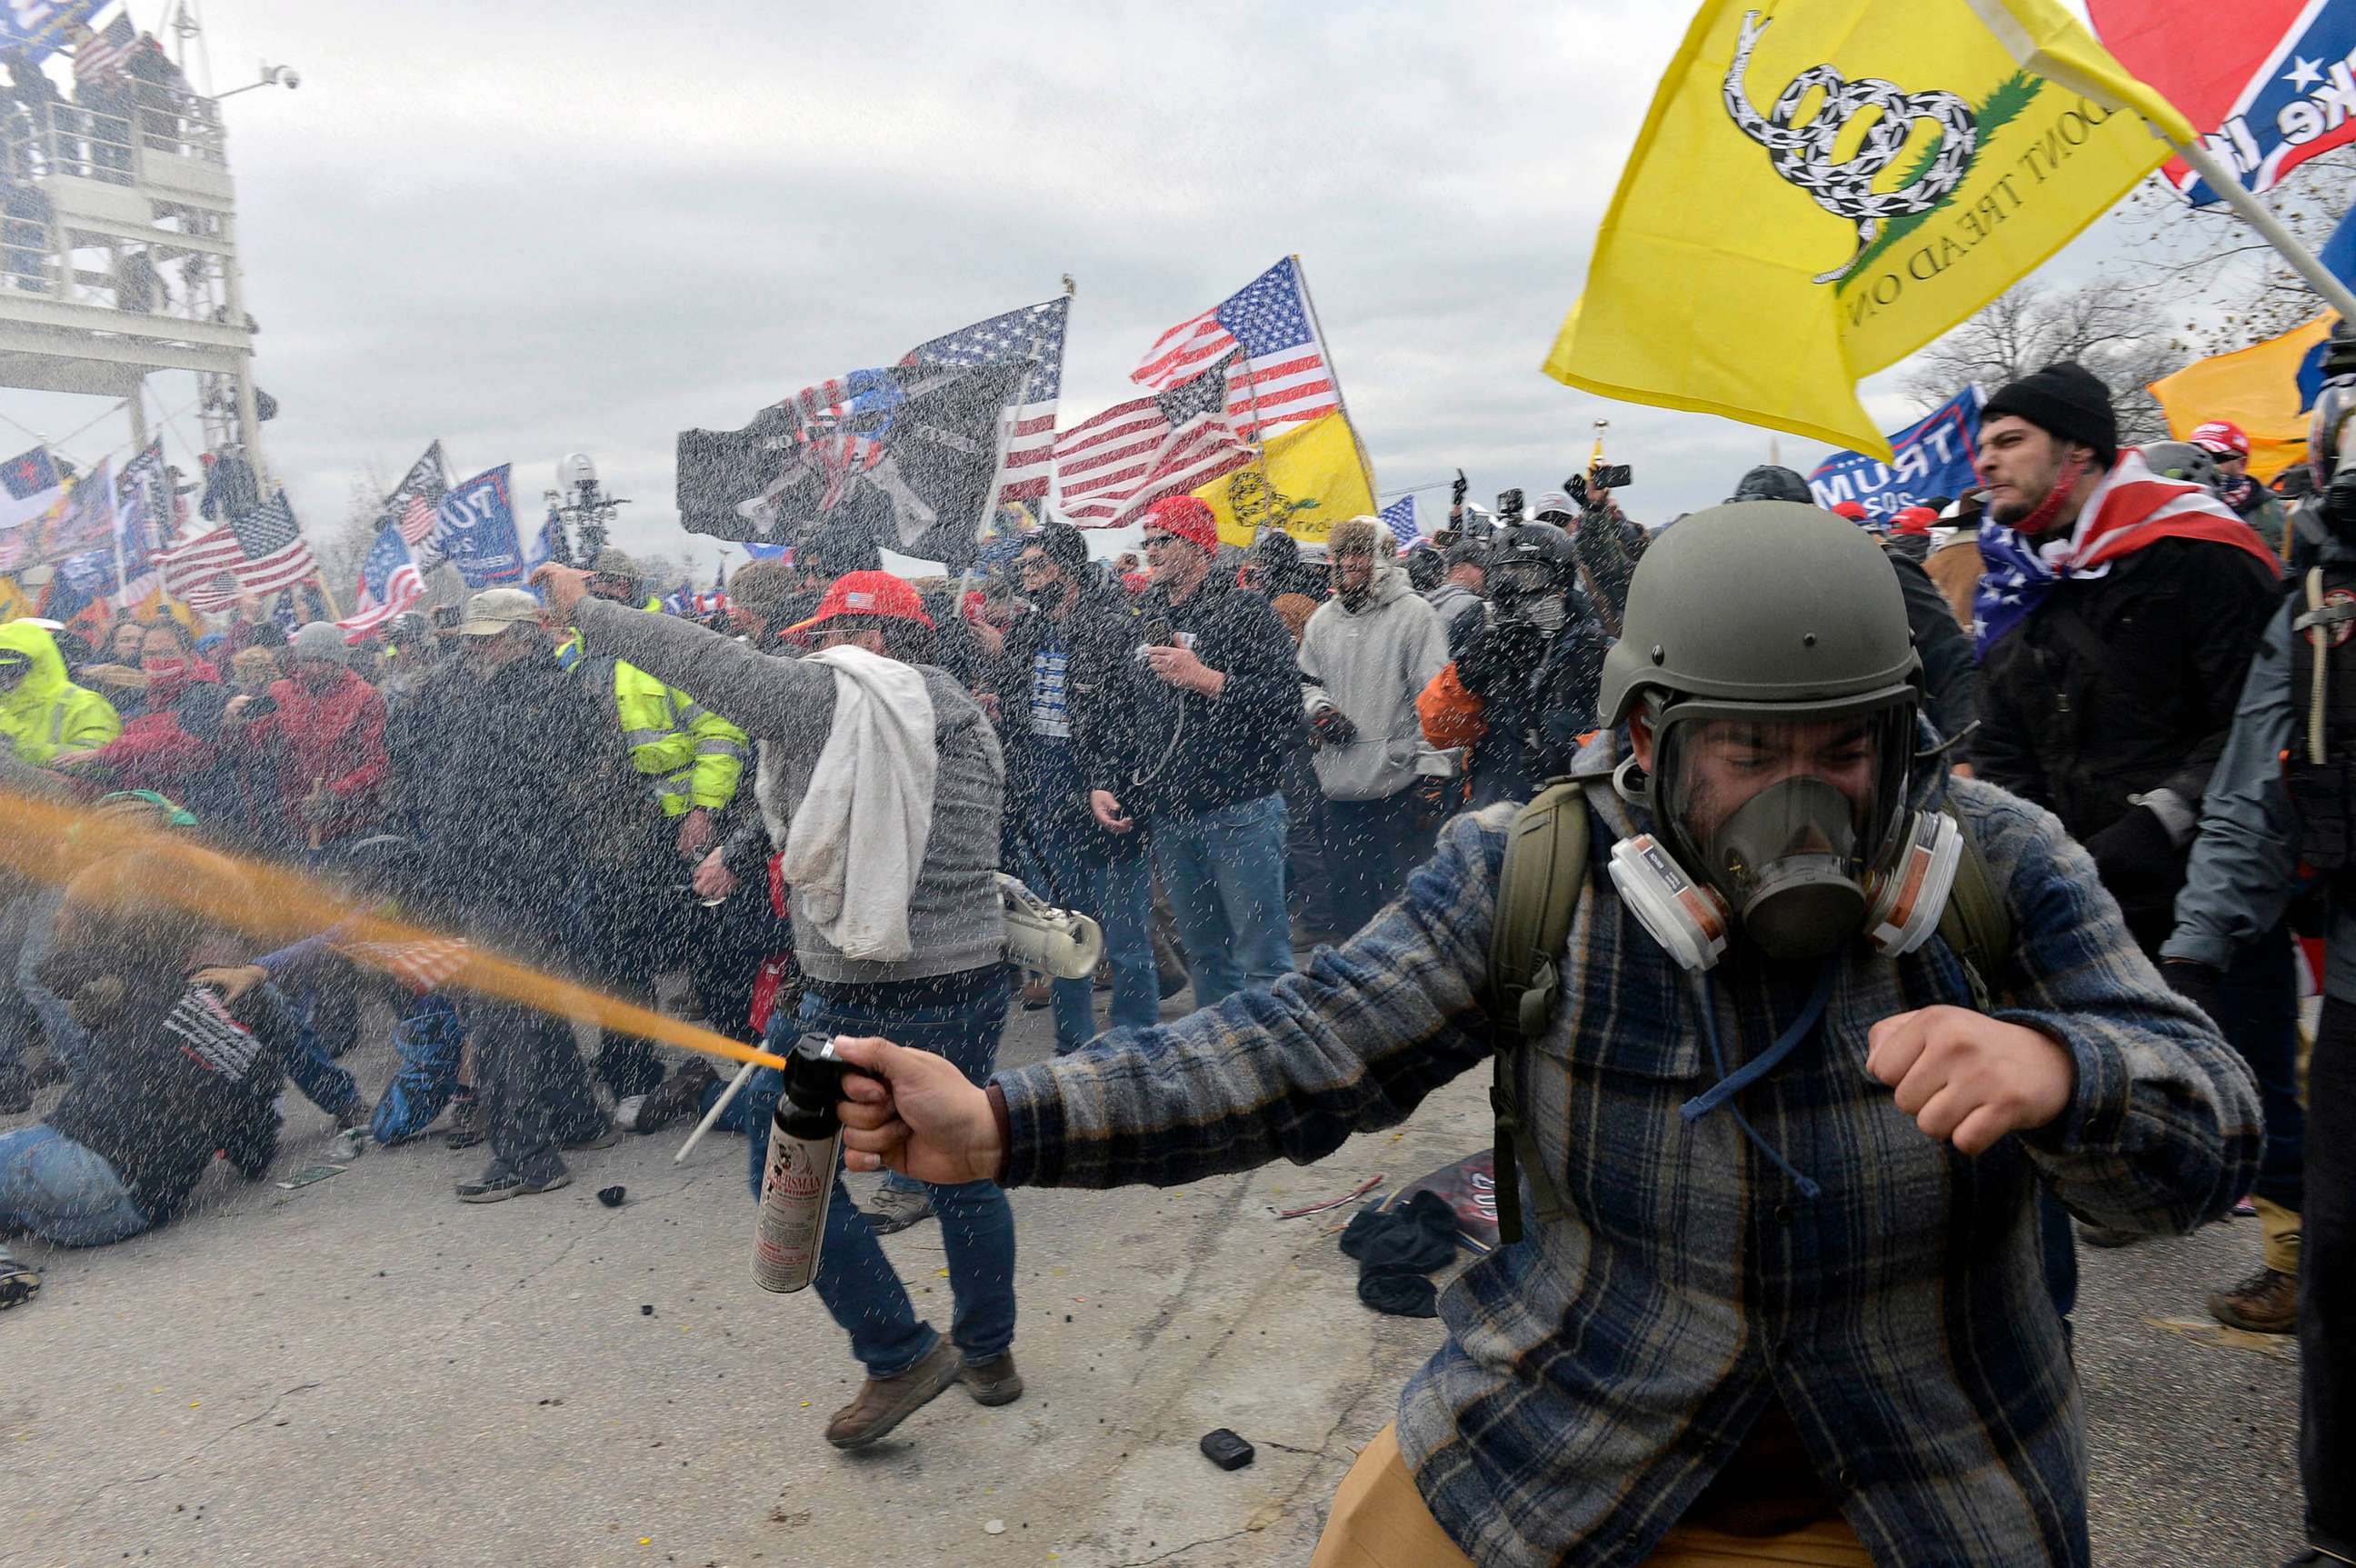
[1865,1005,2076,1156]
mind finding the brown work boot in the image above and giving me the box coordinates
[959,1351,1023,1407]
[2207,1265,2298,1334]
[824,1337,962,1450]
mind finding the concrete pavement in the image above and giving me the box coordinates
[0,987,2306,1567]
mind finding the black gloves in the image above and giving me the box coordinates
[2160,959,2226,1024]
[1309,705,1360,748]
[1456,616,1545,700]
[2083,804,2181,897]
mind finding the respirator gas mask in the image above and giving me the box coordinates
[1604,696,1959,970]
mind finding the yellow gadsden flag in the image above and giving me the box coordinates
[1544,0,2197,458]
[2148,313,2340,483]
[1192,411,1375,549]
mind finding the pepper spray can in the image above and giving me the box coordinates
[751,1034,848,1294]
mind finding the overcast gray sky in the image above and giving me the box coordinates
[18,0,2134,574]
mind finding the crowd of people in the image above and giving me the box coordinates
[0,351,2350,1565]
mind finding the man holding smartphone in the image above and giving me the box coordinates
[1091,496,1302,1006]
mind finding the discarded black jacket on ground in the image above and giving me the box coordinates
[1449,604,1608,807]
[1339,1190,1460,1317]
[1123,575,1302,821]
[1975,535,2278,944]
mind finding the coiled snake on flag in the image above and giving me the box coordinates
[1721,9,1978,285]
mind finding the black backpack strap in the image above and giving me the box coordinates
[1483,778,1593,1244]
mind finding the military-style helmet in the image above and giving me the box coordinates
[1600,502,1919,728]
[2140,440,2222,494]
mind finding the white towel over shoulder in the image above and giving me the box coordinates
[777,645,937,963]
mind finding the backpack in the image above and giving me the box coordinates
[1480,775,2014,1244]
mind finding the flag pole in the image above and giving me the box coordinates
[1291,254,1379,502]
[2167,135,2356,322]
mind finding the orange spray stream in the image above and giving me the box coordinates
[0,784,787,1072]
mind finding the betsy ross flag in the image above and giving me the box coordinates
[71,12,134,84]
[1053,356,1254,528]
[1378,494,1418,547]
[384,441,451,546]
[334,520,425,640]
[904,297,1067,505]
[227,491,319,596]
[1132,257,1341,443]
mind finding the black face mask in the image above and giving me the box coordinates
[1696,775,1869,961]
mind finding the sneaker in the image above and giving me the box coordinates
[959,1351,1023,1406]
[2206,1265,2298,1334]
[0,1252,39,1310]
[2076,1224,2148,1249]
[627,1058,719,1135]
[824,1337,962,1449]
[456,1165,572,1203]
[444,1094,485,1150]
[863,1183,934,1235]
[561,1120,624,1153]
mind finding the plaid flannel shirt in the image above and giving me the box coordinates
[993,757,2261,1567]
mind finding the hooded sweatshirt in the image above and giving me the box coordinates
[1298,548,1452,802]
[0,620,121,764]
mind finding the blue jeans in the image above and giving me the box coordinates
[1152,792,1293,1008]
[0,1124,151,1246]
[738,974,1018,1378]
[259,982,362,1117]
[14,888,85,1080]
[369,993,467,1144]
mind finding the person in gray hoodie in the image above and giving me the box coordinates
[1297,517,1453,935]
[537,562,1020,1455]
[1421,540,1487,635]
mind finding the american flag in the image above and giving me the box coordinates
[903,297,1066,506]
[111,442,168,606]
[340,936,471,994]
[226,490,319,596]
[334,520,424,640]
[1378,494,1418,548]
[159,524,245,611]
[71,14,135,85]
[1053,355,1254,529]
[384,442,451,547]
[1132,257,1342,443]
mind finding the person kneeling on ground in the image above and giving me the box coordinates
[0,844,282,1310]
[820,504,2261,1567]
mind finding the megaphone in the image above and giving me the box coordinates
[998,872,1103,981]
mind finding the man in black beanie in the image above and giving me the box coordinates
[1972,362,2289,1271]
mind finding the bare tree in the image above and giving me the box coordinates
[2119,147,2355,353]
[313,466,390,601]
[1901,280,2189,444]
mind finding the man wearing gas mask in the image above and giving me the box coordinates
[1417,523,1606,809]
[2164,375,2356,1568]
[824,504,2261,1568]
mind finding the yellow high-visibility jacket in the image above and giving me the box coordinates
[560,631,746,817]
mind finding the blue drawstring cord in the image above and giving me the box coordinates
[1681,962,1838,1200]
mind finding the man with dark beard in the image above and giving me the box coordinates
[1972,363,2285,1276]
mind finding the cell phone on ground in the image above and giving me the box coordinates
[275,1164,345,1189]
